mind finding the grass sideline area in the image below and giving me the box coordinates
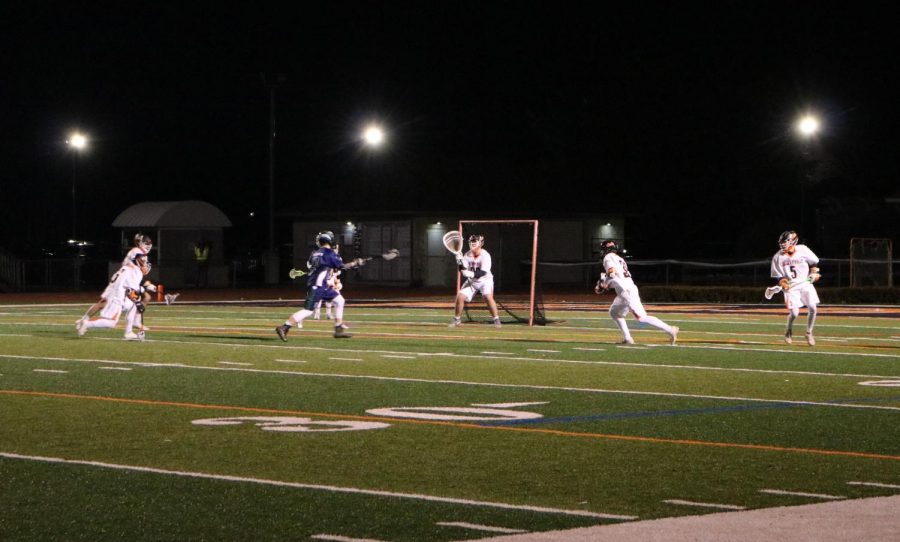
[1,291,899,540]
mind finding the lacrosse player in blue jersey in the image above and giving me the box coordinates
[314,244,341,320]
[276,231,364,340]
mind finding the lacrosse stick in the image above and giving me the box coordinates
[763,285,783,300]
[345,248,400,269]
[366,248,400,262]
[288,268,308,279]
[764,273,820,300]
[442,231,465,266]
[594,273,609,294]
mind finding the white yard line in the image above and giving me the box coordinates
[663,499,746,511]
[32,369,67,374]
[97,367,132,371]
[527,349,560,353]
[380,355,416,359]
[436,521,528,534]
[217,361,253,366]
[3,353,900,411]
[0,452,636,520]
[274,359,308,364]
[758,489,845,500]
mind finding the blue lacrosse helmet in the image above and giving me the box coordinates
[316,231,335,247]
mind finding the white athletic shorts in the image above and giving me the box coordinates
[784,282,819,311]
[98,298,133,323]
[609,287,647,320]
[100,283,116,300]
[459,277,495,302]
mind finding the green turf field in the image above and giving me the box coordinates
[1,301,899,540]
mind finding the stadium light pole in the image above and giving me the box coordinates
[795,114,820,233]
[261,74,285,284]
[66,132,88,240]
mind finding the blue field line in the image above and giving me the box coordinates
[477,395,900,427]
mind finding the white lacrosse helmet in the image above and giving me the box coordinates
[134,233,153,253]
[778,231,798,251]
[468,234,484,249]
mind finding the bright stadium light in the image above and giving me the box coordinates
[68,132,88,150]
[796,115,820,137]
[362,125,385,147]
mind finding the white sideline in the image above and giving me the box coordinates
[0,452,636,521]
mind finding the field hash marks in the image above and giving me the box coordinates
[663,499,747,511]
[436,521,528,534]
[759,489,846,500]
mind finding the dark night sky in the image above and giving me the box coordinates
[1,3,898,258]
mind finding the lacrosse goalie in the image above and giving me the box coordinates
[594,240,678,345]
[769,230,821,346]
[276,231,365,340]
[445,232,502,328]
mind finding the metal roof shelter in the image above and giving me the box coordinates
[112,201,232,288]
[112,201,232,229]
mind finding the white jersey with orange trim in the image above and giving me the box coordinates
[463,249,493,281]
[770,244,819,288]
[108,264,144,305]
[602,252,636,295]
[122,247,147,267]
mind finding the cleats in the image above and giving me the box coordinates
[276,326,289,342]
[493,319,502,329]
[326,313,334,320]
[806,332,815,346]
[668,326,679,345]
[448,318,462,329]
[784,330,793,345]
[619,337,635,345]
[76,318,88,337]
[137,331,146,341]
[164,293,180,305]
[333,328,352,339]
[124,332,139,340]
[313,312,321,320]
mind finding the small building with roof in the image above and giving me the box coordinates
[112,201,232,288]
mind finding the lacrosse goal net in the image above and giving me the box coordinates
[458,220,548,325]
[849,238,893,287]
